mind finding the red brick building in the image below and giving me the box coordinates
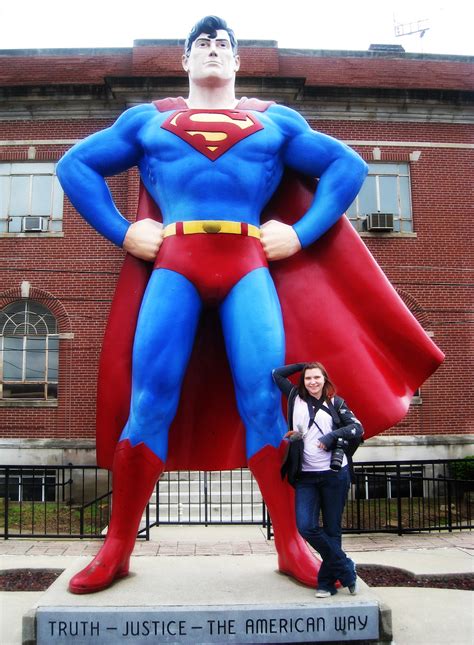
[0,41,472,467]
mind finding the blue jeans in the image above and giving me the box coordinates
[295,466,355,591]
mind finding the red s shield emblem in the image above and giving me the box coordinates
[161,110,264,161]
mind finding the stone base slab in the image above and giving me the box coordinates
[23,555,392,644]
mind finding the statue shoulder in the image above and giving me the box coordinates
[152,97,188,113]
[114,103,158,128]
[238,97,274,112]
[266,103,312,135]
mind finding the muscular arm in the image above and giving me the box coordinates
[267,105,368,251]
[57,104,160,253]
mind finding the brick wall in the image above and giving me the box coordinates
[0,44,472,444]
[1,45,471,90]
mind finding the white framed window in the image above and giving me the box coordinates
[0,469,57,502]
[0,162,64,234]
[0,301,59,400]
[347,162,413,233]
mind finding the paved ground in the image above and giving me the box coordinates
[1,527,473,645]
[1,526,472,558]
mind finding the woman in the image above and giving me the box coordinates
[272,362,363,598]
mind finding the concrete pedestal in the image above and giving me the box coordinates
[23,556,392,644]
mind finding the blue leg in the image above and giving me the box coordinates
[120,269,202,461]
[219,267,287,458]
[221,268,320,587]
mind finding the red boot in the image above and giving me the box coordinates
[248,444,321,587]
[68,440,164,594]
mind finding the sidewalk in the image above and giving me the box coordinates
[1,525,472,557]
[1,527,473,645]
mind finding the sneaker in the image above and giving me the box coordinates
[347,559,357,594]
[348,558,357,578]
[315,588,337,598]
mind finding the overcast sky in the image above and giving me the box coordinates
[1,0,472,56]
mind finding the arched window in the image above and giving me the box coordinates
[0,301,59,400]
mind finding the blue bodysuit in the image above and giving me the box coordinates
[57,96,368,462]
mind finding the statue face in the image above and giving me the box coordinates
[182,29,240,84]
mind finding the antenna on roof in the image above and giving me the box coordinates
[394,18,430,39]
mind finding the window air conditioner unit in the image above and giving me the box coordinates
[366,213,394,231]
[22,216,47,232]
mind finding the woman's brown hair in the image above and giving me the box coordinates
[297,362,336,402]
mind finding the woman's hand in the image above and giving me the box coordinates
[317,440,329,451]
[284,430,298,439]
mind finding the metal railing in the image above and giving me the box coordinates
[148,469,266,527]
[1,459,472,539]
[345,460,473,535]
[1,464,112,539]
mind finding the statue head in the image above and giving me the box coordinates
[182,16,240,84]
[184,16,238,57]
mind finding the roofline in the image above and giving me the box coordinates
[0,40,472,62]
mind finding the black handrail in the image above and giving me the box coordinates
[1,459,472,539]
[78,490,112,537]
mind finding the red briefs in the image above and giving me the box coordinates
[153,231,268,304]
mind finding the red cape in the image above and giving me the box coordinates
[96,104,444,471]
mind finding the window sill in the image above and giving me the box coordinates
[0,232,64,239]
[0,399,58,408]
[359,232,417,239]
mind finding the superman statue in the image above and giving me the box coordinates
[57,16,444,595]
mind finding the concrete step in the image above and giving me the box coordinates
[150,491,263,505]
[147,501,265,512]
[155,480,259,493]
[141,470,263,527]
[141,502,265,525]
[160,469,255,482]
[151,487,261,502]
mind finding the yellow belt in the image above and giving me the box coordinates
[163,220,261,239]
